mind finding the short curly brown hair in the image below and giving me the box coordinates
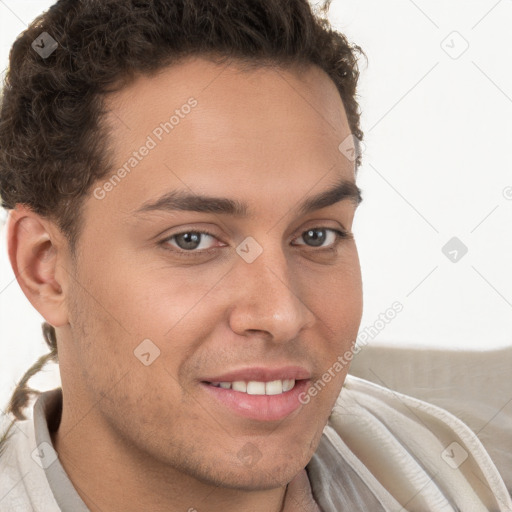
[0,0,365,256]
[0,0,365,425]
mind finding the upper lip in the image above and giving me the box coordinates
[201,365,312,383]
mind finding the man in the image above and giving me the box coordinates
[0,1,510,511]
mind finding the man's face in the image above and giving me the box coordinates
[59,57,363,489]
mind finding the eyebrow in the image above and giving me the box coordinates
[133,177,362,218]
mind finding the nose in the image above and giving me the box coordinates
[228,246,316,343]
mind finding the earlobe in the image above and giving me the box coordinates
[6,205,68,327]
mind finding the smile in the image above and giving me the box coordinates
[201,379,310,421]
[206,379,296,395]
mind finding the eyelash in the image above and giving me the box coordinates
[159,227,352,257]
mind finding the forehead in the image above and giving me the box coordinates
[106,56,349,129]
[93,57,355,216]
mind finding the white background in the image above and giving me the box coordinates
[1,0,511,410]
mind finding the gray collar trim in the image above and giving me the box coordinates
[33,388,90,512]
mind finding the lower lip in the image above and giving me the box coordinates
[200,380,310,422]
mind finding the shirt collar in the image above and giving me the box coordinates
[33,388,90,511]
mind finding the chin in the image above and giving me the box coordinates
[213,463,298,491]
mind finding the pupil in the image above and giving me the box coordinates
[304,229,326,247]
[177,232,201,250]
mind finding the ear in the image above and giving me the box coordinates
[6,204,69,327]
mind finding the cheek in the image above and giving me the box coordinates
[67,277,190,421]
[101,260,213,332]
[303,253,362,406]
[309,251,363,334]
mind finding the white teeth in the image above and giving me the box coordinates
[265,380,283,395]
[246,381,266,395]
[209,379,296,395]
[231,381,247,393]
[282,379,295,392]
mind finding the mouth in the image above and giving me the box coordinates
[203,378,298,395]
[200,378,310,422]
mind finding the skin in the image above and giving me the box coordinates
[7,56,363,512]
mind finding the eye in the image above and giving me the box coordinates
[161,230,220,253]
[292,227,350,248]
[160,226,351,257]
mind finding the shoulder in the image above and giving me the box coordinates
[318,374,512,511]
[0,412,61,512]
